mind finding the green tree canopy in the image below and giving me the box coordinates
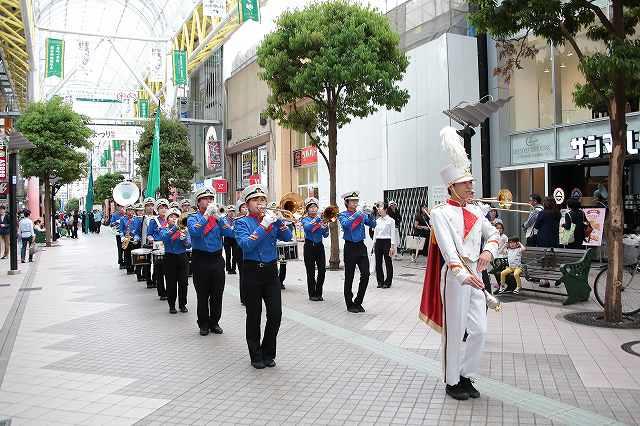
[15,96,93,245]
[468,0,639,322]
[65,198,79,213]
[257,0,409,267]
[135,115,196,197]
[94,172,124,204]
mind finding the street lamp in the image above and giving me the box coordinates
[7,131,34,275]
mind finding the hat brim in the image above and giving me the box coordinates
[450,176,475,185]
[245,193,268,202]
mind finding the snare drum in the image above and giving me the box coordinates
[276,241,298,260]
[152,249,165,265]
[131,248,152,266]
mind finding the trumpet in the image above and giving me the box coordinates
[471,189,531,214]
[262,192,305,223]
[322,206,340,224]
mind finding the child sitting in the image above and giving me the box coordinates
[499,237,525,294]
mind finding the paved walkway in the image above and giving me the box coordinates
[0,231,637,425]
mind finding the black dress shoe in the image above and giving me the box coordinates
[459,376,480,398]
[126,270,135,275]
[383,284,391,288]
[347,306,360,313]
[228,270,236,275]
[446,383,469,400]
[309,296,318,301]
[251,360,266,369]
[160,296,168,301]
[119,265,126,270]
[263,359,276,367]
[356,305,365,313]
[377,283,383,288]
[210,325,223,334]
[317,296,324,301]
[280,284,285,289]
[146,283,154,289]
[169,307,178,314]
[180,306,188,313]
[199,328,209,336]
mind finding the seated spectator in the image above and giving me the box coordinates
[499,237,526,295]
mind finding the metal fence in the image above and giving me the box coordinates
[384,186,429,251]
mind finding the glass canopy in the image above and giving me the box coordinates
[33,0,199,119]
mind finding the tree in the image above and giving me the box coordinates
[469,0,640,322]
[135,115,196,197]
[65,198,80,213]
[16,96,92,246]
[94,172,124,204]
[257,0,409,268]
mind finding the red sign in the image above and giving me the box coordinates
[293,146,318,168]
[249,175,261,185]
[213,178,228,193]
[0,140,6,181]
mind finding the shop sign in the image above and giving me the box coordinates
[510,131,555,164]
[249,175,261,185]
[0,139,6,181]
[213,178,228,193]
[45,38,64,78]
[293,146,318,168]
[205,127,222,175]
[583,208,606,246]
[173,50,188,86]
[570,130,640,160]
[553,188,565,205]
[203,0,225,17]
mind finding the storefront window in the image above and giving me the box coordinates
[293,130,318,198]
[235,146,268,190]
[509,38,554,131]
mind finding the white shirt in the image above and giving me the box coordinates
[373,215,397,245]
[497,234,508,258]
[507,246,523,268]
[19,218,34,238]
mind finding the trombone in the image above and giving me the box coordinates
[471,189,532,214]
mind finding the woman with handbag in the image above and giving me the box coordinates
[561,198,587,249]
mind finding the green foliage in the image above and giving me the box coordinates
[15,96,93,183]
[468,0,640,109]
[65,198,79,213]
[135,115,196,197]
[256,0,410,143]
[94,172,124,204]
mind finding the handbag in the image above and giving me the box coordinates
[559,213,575,245]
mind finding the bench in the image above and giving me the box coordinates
[490,247,593,305]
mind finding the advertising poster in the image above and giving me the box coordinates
[241,151,252,188]
[582,207,606,246]
[204,126,222,176]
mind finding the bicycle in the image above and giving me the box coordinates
[593,260,640,315]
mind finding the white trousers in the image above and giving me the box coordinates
[440,264,487,386]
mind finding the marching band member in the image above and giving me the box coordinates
[223,205,238,274]
[110,205,125,269]
[234,184,292,369]
[180,199,192,214]
[141,197,156,288]
[119,205,139,275]
[338,191,376,313]
[159,208,192,314]
[147,199,170,301]
[301,197,328,301]
[236,199,247,305]
[420,127,499,401]
[133,204,146,281]
[187,188,233,336]
[169,201,180,210]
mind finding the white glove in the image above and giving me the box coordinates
[261,212,278,228]
[204,203,218,217]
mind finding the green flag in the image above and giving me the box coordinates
[85,159,94,233]
[145,107,161,198]
[239,0,260,22]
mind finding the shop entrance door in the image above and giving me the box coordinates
[500,165,546,239]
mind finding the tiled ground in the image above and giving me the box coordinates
[0,232,637,425]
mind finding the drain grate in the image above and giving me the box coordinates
[621,341,640,358]
[18,287,42,292]
[564,311,640,329]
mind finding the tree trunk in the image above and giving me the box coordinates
[328,108,340,269]
[43,179,52,247]
[604,0,625,323]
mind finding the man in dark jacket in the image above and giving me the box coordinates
[72,211,79,239]
[0,205,10,259]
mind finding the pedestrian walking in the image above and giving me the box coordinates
[0,205,10,259]
[19,210,35,263]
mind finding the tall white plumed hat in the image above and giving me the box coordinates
[439,126,474,186]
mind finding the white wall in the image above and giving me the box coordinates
[318,33,480,207]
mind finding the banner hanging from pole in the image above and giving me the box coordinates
[149,47,164,83]
[173,50,188,86]
[239,0,260,22]
[45,38,65,78]
[138,99,149,118]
